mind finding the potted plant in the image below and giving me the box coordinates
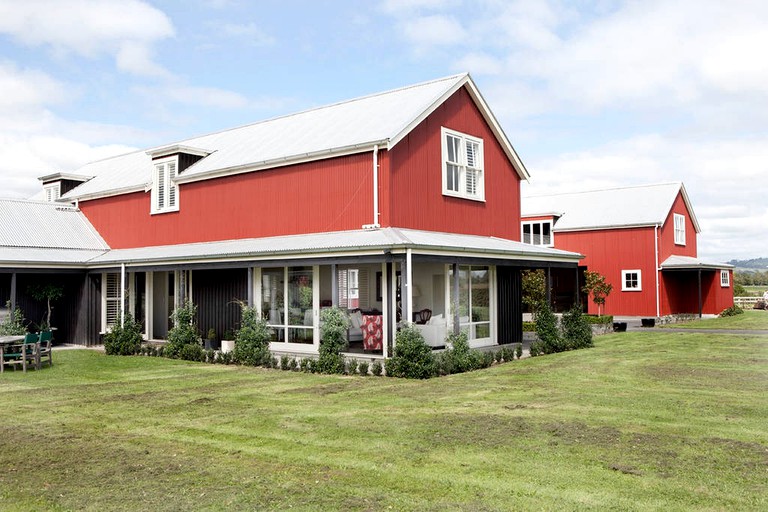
[204,328,218,351]
[221,328,236,353]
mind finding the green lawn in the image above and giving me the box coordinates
[666,309,768,330]
[1,330,766,511]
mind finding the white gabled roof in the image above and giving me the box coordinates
[62,74,528,202]
[521,182,700,233]
[87,227,581,267]
[0,199,108,251]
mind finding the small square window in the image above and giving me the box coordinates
[720,270,730,287]
[622,270,642,291]
[521,221,554,247]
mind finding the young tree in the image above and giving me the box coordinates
[522,269,547,312]
[27,283,64,330]
[582,270,612,316]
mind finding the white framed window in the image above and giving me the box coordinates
[674,213,686,245]
[102,272,121,331]
[622,270,642,291]
[522,221,553,247]
[44,183,60,202]
[441,127,484,201]
[720,270,730,287]
[151,156,179,214]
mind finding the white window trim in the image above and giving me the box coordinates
[151,155,180,214]
[44,182,61,202]
[720,270,730,287]
[621,269,642,291]
[441,127,485,202]
[674,213,686,245]
[521,220,554,247]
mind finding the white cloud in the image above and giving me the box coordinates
[216,22,275,46]
[0,0,174,77]
[400,15,467,46]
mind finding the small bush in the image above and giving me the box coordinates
[719,305,744,317]
[500,346,515,362]
[0,302,26,336]
[317,306,350,374]
[233,303,272,366]
[165,300,201,359]
[522,321,536,332]
[480,351,494,368]
[288,358,299,371]
[584,315,614,325]
[358,360,369,376]
[178,343,204,362]
[104,314,143,356]
[444,331,481,374]
[561,305,593,350]
[533,302,565,354]
[300,358,311,372]
[371,360,383,376]
[388,326,436,379]
[204,349,215,363]
[345,359,357,375]
[280,355,290,371]
[494,350,503,363]
[515,343,523,360]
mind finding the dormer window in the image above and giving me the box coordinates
[152,156,179,214]
[44,183,60,202]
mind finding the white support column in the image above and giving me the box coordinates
[145,272,154,340]
[120,263,126,327]
[381,261,389,359]
[405,249,414,325]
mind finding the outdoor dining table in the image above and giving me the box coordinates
[0,335,27,372]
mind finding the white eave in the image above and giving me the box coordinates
[147,144,213,159]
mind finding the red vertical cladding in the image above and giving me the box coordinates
[659,191,697,260]
[662,269,734,316]
[79,152,374,249]
[555,227,658,316]
[386,86,521,240]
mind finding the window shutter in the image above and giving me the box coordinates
[156,164,166,210]
[337,270,348,308]
[168,161,177,207]
[466,169,477,195]
[105,273,120,328]
[466,140,478,168]
[358,269,369,309]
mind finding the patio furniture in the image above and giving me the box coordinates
[414,308,432,324]
[1,333,39,372]
[38,330,53,368]
[361,314,383,352]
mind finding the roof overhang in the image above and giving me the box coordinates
[676,183,701,234]
[660,255,733,271]
[38,172,92,184]
[147,144,212,159]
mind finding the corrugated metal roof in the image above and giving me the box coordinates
[521,182,700,232]
[660,255,733,270]
[62,74,474,201]
[0,199,109,250]
[0,247,107,265]
[88,227,582,266]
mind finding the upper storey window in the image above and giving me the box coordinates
[44,183,60,202]
[673,213,686,245]
[522,221,553,247]
[152,156,179,214]
[442,127,484,201]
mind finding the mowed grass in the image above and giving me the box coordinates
[1,329,766,511]
[666,309,768,330]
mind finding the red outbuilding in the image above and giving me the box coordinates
[522,183,733,318]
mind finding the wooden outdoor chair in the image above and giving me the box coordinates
[38,330,53,368]
[2,333,39,372]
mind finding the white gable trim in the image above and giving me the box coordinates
[388,74,530,181]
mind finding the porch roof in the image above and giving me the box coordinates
[660,255,733,271]
[86,227,583,268]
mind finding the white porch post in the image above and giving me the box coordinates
[145,272,153,340]
[405,249,413,325]
[381,261,388,359]
[120,263,126,327]
[247,267,254,307]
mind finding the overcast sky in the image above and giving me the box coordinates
[0,0,765,261]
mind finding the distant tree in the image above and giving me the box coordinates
[522,269,547,312]
[582,270,612,316]
[27,283,64,329]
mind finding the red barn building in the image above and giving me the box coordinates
[521,183,733,318]
[1,74,581,352]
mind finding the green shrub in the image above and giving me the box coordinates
[522,321,536,332]
[533,302,565,354]
[233,303,272,366]
[515,343,523,360]
[561,305,593,350]
[300,358,311,372]
[103,314,143,356]
[371,360,383,376]
[219,351,232,365]
[584,314,614,325]
[500,346,514,362]
[388,326,436,379]
[204,349,215,363]
[317,306,350,374]
[178,343,204,362]
[719,305,744,317]
[345,359,357,375]
[444,331,481,374]
[0,302,26,335]
[480,351,494,368]
[165,300,201,359]
[358,360,369,376]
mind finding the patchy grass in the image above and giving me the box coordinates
[1,331,767,511]
[666,309,768,330]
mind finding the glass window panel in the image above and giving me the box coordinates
[262,268,284,327]
[446,164,459,192]
[523,224,531,244]
[288,328,313,344]
[542,223,551,245]
[287,266,313,327]
[471,267,489,322]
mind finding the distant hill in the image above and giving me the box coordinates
[729,257,768,270]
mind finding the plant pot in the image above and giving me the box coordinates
[613,322,627,332]
[641,318,656,328]
[221,339,235,353]
[204,339,221,351]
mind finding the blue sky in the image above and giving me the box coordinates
[0,0,766,261]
